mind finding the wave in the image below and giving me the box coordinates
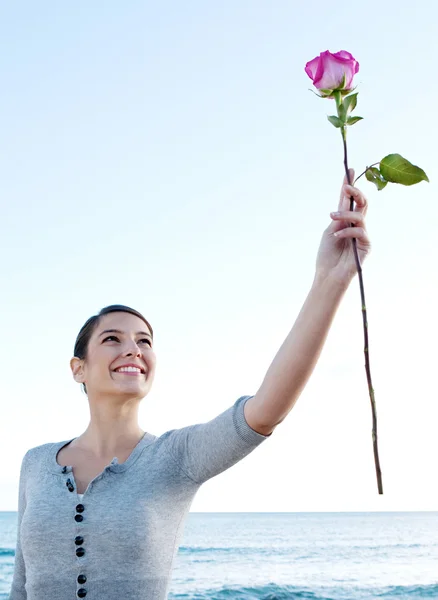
[178,546,326,558]
[380,583,438,598]
[177,543,427,557]
[178,546,291,556]
[169,583,340,599]
[0,549,14,558]
[169,583,438,600]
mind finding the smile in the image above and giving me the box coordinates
[115,371,144,376]
[114,367,145,376]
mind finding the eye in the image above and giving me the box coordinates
[102,335,152,347]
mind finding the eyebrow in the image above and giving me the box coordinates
[98,329,152,339]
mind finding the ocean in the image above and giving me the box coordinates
[0,511,437,599]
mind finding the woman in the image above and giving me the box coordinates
[9,171,370,600]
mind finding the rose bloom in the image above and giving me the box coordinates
[305,50,359,92]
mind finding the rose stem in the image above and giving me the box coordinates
[334,93,383,494]
[342,131,383,494]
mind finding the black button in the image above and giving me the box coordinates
[75,514,83,523]
[62,466,67,473]
[75,536,84,546]
[77,574,87,585]
[76,547,85,557]
[77,589,87,598]
[76,504,85,513]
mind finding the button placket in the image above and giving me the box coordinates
[61,464,88,597]
[75,500,87,597]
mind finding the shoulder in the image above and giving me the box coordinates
[27,440,58,455]
[22,440,65,467]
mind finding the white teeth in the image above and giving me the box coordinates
[116,367,142,373]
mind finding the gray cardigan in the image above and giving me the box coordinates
[9,395,271,599]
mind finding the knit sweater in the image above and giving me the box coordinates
[9,395,271,599]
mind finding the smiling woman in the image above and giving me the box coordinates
[10,167,373,600]
[9,171,372,599]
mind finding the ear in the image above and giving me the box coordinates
[70,357,85,384]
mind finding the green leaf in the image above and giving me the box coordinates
[347,116,363,125]
[340,85,357,97]
[343,93,358,115]
[380,154,429,186]
[309,88,324,98]
[327,115,343,128]
[365,167,388,191]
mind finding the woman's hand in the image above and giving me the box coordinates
[315,168,371,283]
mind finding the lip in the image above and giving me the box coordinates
[113,363,146,375]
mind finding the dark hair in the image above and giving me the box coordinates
[74,304,154,394]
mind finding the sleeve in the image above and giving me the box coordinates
[162,395,272,485]
[8,451,30,600]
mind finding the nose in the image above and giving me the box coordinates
[123,341,142,357]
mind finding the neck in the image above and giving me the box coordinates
[75,394,145,458]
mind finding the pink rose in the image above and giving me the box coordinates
[305,50,359,92]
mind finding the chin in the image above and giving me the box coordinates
[115,383,151,399]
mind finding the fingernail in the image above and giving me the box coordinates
[331,211,340,217]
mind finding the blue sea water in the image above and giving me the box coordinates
[0,511,437,599]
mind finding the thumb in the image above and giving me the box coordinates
[339,168,356,209]
[343,168,355,186]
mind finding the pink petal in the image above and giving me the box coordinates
[314,51,347,89]
[334,50,360,74]
[311,51,330,88]
[334,50,354,60]
[305,55,320,81]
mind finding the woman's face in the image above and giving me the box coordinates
[71,311,156,399]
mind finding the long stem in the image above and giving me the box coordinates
[341,128,383,495]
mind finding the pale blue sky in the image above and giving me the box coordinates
[1,1,437,512]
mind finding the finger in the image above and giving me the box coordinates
[344,184,368,213]
[339,169,355,204]
[330,210,366,226]
[343,168,355,186]
[333,226,370,244]
[339,186,367,215]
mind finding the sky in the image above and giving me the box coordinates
[0,0,437,513]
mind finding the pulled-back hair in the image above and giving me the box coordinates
[73,304,153,394]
